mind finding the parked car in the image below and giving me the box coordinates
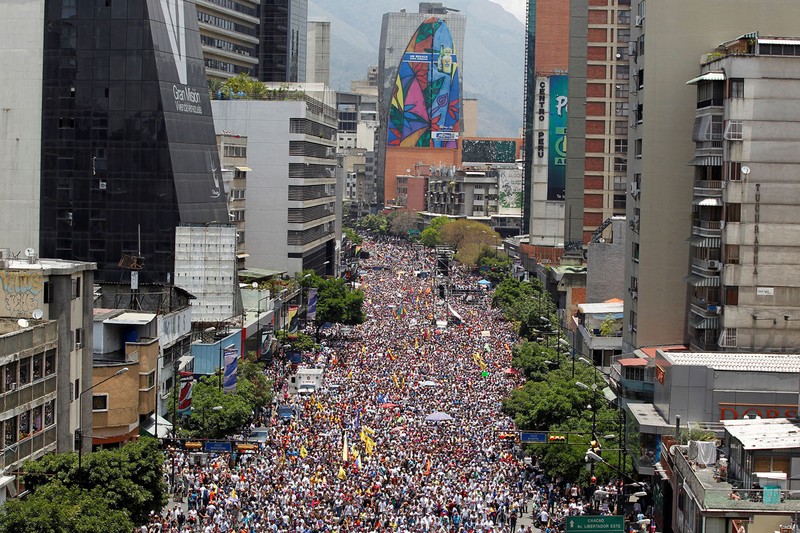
[276,404,299,423]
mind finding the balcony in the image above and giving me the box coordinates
[692,219,722,237]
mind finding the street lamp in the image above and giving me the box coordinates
[576,380,599,476]
[77,367,129,479]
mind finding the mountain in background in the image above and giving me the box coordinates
[308,0,525,138]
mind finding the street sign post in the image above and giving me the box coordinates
[520,431,548,444]
[566,515,624,533]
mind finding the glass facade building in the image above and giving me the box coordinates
[40,0,229,283]
[256,0,307,83]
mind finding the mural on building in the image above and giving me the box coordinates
[388,18,460,149]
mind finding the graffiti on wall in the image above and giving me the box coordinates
[0,271,44,317]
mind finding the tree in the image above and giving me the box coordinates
[511,341,560,381]
[476,248,512,284]
[275,330,317,352]
[20,438,167,527]
[0,482,133,533]
[179,375,255,438]
[388,211,418,237]
[219,73,266,99]
[300,271,365,337]
[343,227,363,247]
[420,216,449,247]
[354,213,389,234]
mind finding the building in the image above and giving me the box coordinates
[0,318,58,501]
[623,0,800,351]
[211,90,338,276]
[196,0,260,79]
[463,98,479,137]
[306,20,330,85]
[377,4,466,207]
[350,66,379,96]
[91,310,159,447]
[30,0,229,285]
[216,133,251,270]
[0,254,95,458]
[564,0,631,248]
[336,92,378,152]
[684,35,800,352]
[395,174,429,213]
[522,0,570,236]
[256,0,307,83]
[0,1,43,256]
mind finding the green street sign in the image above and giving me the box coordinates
[566,516,625,533]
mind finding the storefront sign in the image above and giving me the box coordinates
[719,403,797,420]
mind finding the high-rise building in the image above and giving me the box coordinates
[685,35,800,352]
[306,20,330,86]
[212,86,338,275]
[564,0,631,248]
[256,0,307,83]
[216,133,250,270]
[623,0,800,351]
[27,0,228,284]
[377,3,466,208]
[196,0,260,79]
[522,0,570,246]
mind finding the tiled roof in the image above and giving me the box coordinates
[662,352,800,372]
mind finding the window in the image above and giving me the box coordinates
[632,242,640,261]
[729,78,744,98]
[5,361,17,391]
[637,35,645,57]
[230,188,245,200]
[615,139,628,154]
[725,203,741,223]
[615,84,627,98]
[45,350,55,376]
[71,277,81,299]
[33,353,43,381]
[616,45,629,61]
[614,175,627,191]
[75,328,84,348]
[617,10,631,24]
[4,416,16,446]
[147,370,156,389]
[223,145,247,158]
[726,161,742,181]
[44,399,55,426]
[615,121,628,136]
[725,244,740,265]
[32,405,43,434]
[615,157,627,172]
[615,102,629,116]
[725,285,739,306]
[636,103,644,123]
[618,29,630,43]
[724,120,743,140]
[614,194,626,209]
[616,65,630,80]
[74,378,80,400]
[625,367,644,381]
[635,139,643,158]
[18,358,30,386]
[92,394,109,412]
[629,310,637,332]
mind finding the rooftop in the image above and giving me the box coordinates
[2,256,96,275]
[660,352,800,373]
[723,418,800,450]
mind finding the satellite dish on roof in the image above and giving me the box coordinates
[24,248,35,257]
[32,309,44,320]
[741,166,751,175]
[17,318,29,328]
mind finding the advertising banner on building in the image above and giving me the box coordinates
[223,347,238,394]
[498,168,523,215]
[307,288,318,322]
[547,75,568,201]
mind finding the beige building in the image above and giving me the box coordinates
[463,98,478,138]
[685,35,800,352]
[217,133,250,270]
[623,0,800,351]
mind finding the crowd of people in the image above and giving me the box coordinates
[144,237,540,532]
[143,237,652,533]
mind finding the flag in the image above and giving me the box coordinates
[307,288,318,322]
[177,372,194,415]
[356,455,362,470]
[338,466,347,480]
[424,286,431,296]
[424,459,431,475]
[342,433,349,462]
[387,348,396,361]
[392,373,400,388]
[223,347,238,394]
[299,445,308,459]
[288,305,300,334]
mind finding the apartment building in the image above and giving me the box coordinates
[217,133,251,270]
[196,0,260,79]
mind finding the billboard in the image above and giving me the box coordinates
[462,140,517,163]
[387,18,460,149]
[547,75,568,200]
[498,168,523,214]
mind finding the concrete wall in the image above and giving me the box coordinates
[0,1,43,255]
[587,217,627,302]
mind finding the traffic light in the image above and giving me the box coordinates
[549,435,566,443]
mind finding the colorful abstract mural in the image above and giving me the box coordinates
[388,17,460,149]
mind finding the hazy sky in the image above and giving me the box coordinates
[492,0,526,23]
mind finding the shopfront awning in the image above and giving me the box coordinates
[692,197,722,206]
[683,274,720,287]
[140,414,173,439]
[689,155,723,166]
[686,235,721,247]
[685,71,725,85]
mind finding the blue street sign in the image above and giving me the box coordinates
[520,431,547,444]
[204,441,232,453]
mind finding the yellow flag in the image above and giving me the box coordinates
[348,370,353,379]
[364,435,376,455]
[338,466,347,480]
[299,445,308,459]
[392,373,400,388]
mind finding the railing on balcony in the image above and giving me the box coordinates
[693,219,722,230]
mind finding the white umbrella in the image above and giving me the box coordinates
[425,411,453,422]
[419,380,439,387]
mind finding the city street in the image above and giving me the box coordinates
[157,236,537,531]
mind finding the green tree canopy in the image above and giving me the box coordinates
[354,213,389,235]
[420,216,450,247]
[0,482,134,533]
[300,271,365,337]
[19,437,166,527]
[178,375,255,438]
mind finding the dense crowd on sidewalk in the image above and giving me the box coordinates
[142,237,653,533]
